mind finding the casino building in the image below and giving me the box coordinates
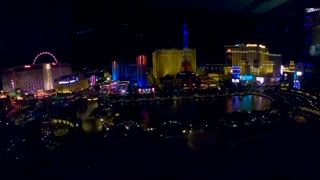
[225,43,282,84]
[55,75,89,93]
[1,63,72,94]
[1,52,72,94]
[152,48,197,79]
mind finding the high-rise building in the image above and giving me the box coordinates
[152,49,197,79]
[122,64,137,83]
[111,61,137,83]
[1,51,72,93]
[112,61,120,81]
[136,55,148,87]
[152,23,197,80]
[225,43,279,76]
[1,63,72,93]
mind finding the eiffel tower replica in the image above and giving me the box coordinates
[180,23,193,72]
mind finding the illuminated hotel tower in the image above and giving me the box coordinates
[136,55,148,87]
[112,61,120,81]
[225,44,271,76]
[180,23,193,72]
[152,23,196,79]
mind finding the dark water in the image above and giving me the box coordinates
[114,95,271,125]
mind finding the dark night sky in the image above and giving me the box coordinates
[0,0,306,69]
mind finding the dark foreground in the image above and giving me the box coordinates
[1,122,320,180]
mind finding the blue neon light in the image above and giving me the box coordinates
[183,23,188,48]
[112,62,119,81]
[241,75,254,81]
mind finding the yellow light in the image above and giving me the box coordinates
[259,44,266,48]
[246,44,257,47]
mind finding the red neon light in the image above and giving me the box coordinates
[24,65,31,68]
[52,62,56,65]
[143,56,146,65]
[137,55,147,65]
[33,51,58,65]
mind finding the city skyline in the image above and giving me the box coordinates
[1,2,320,179]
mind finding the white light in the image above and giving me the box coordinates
[256,77,264,84]
[296,71,302,76]
[306,8,320,13]
[58,79,77,84]
[58,81,69,84]
[259,44,266,48]
[232,79,240,83]
[46,64,51,70]
[280,65,284,75]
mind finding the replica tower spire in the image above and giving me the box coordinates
[181,23,192,72]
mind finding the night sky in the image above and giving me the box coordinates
[0,0,305,69]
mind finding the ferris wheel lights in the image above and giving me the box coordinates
[32,51,58,65]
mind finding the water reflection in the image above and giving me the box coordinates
[115,95,271,125]
[224,95,271,113]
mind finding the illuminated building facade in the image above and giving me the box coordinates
[198,64,224,83]
[225,43,273,76]
[231,65,241,83]
[152,49,197,79]
[111,61,137,83]
[112,61,120,81]
[1,63,72,93]
[136,55,148,87]
[225,44,282,84]
[55,75,89,93]
[122,64,137,83]
[197,64,228,88]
